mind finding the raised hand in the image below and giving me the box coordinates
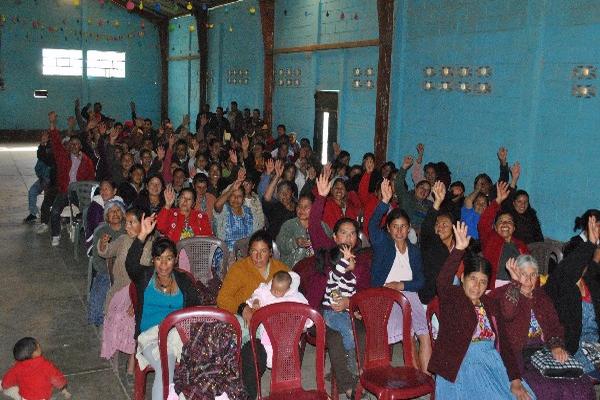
[497,147,508,165]
[588,215,599,245]
[340,244,356,263]
[332,142,341,157]
[156,146,165,161]
[241,135,250,152]
[316,168,332,197]
[505,258,521,282]
[401,155,414,170]
[452,221,471,250]
[229,149,238,165]
[265,158,275,176]
[364,157,375,174]
[496,181,510,204]
[74,98,80,109]
[432,181,446,209]
[138,213,156,241]
[98,233,111,252]
[164,185,176,208]
[511,161,521,182]
[416,143,424,156]
[274,159,284,178]
[236,167,247,184]
[381,178,393,204]
[322,162,332,181]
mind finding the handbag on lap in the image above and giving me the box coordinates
[530,348,584,378]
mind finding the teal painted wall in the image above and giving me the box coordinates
[0,0,161,130]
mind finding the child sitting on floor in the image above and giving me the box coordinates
[246,270,310,368]
[1,337,71,400]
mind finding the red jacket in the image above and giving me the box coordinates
[321,191,361,230]
[156,207,212,244]
[478,201,529,288]
[491,283,565,358]
[1,356,67,400]
[50,128,95,193]
[428,249,520,383]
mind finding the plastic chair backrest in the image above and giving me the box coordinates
[158,306,242,400]
[249,302,325,396]
[233,237,250,261]
[528,240,564,276]
[358,230,371,248]
[426,296,440,348]
[176,236,229,284]
[68,180,99,227]
[349,287,414,370]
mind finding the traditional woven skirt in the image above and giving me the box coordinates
[436,340,536,399]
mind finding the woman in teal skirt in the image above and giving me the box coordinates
[428,221,535,400]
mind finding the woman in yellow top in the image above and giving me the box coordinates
[217,230,289,399]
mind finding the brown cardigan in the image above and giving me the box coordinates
[491,283,564,357]
[428,249,521,383]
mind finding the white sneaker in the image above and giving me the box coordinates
[51,236,60,247]
[35,223,49,234]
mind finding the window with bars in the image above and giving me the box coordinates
[87,50,126,78]
[42,48,83,76]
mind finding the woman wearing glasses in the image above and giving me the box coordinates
[217,230,289,399]
[125,213,203,400]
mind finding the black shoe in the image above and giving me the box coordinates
[23,214,37,223]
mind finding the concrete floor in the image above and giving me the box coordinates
[0,144,418,400]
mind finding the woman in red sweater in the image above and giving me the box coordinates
[493,255,595,399]
[429,222,533,400]
[156,185,212,244]
[478,181,528,288]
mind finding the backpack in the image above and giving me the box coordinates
[173,321,248,400]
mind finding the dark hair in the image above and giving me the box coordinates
[362,152,375,161]
[462,250,493,281]
[140,148,152,158]
[126,207,145,222]
[316,218,360,274]
[494,210,513,225]
[272,270,292,286]
[386,208,411,228]
[450,181,465,193]
[114,122,123,129]
[276,180,294,194]
[298,192,315,203]
[513,189,529,201]
[145,173,165,188]
[338,150,350,160]
[424,162,436,173]
[151,237,177,258]
[473,173,492,190]
[192,173,209,186]
[332,177,347,191]
[69,135,81,143]
[382,161,396,171]
[231,101,238,107]
[574,209,600,232]
[100,179,117,190]
[415,179,431,189]
[435,161,452,188]
[180,187,197,204]
[253,108,260,114]
[129,163,145,176]
[277,124,286,131]
[436,211,456,226]
[248,230,273,251]
[175,139,188,149]
[13,337,38,361]
[474,192,489,206]
[172,167,186,178]
[144,118,152,124]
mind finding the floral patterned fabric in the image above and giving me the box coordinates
[471,304,496,342]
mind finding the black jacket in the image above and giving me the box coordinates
[418,207,451,304]
[544,241,600,354]
[126,238,201,338]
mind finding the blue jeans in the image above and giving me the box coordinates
[28,179,43,216]
[323,308,354,351]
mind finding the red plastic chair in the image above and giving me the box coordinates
[349,288,434,400]
[131,269,203,400]
[249,302,329,400]
[158,306,242,400]
[426,296,440,349]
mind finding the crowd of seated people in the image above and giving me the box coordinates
[11,98,600,400]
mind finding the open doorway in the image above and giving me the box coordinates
[313,91,339,165]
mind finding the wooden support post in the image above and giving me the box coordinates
[374,0,394,164]
[158,20,169,122]
[194,7,209,109]
[259,0,275,128]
